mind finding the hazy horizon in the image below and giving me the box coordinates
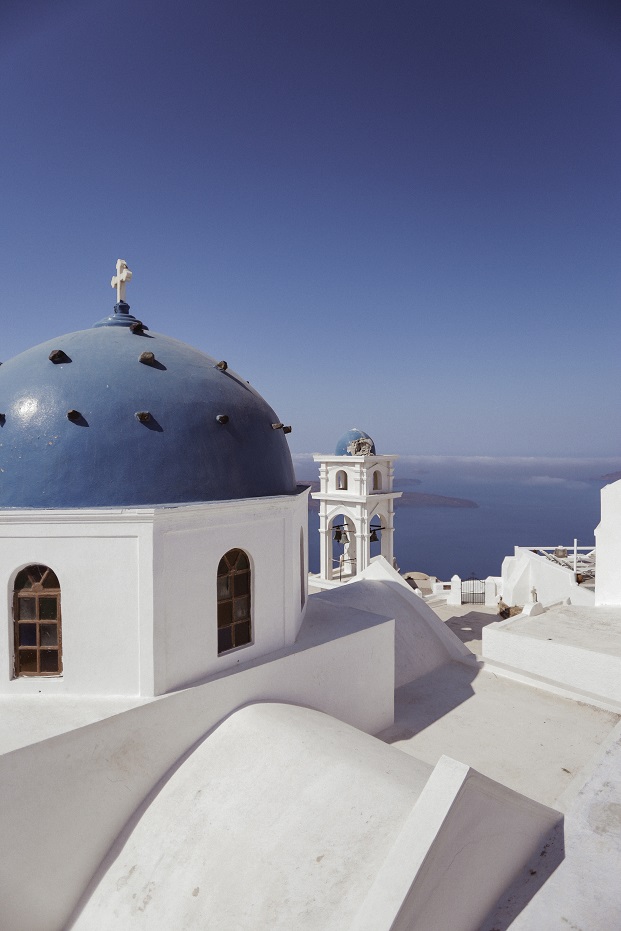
[300,451,613,578]
[294,452,621,484]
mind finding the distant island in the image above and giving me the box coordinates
[299,481,478,510]
[600,471,621,483]
[396,491,478,509]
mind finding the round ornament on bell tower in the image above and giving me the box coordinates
[311,429,401,585]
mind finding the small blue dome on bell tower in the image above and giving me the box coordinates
[335,428,376,456]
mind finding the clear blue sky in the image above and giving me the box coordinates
[1,0,619,457]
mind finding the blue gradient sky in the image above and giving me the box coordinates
[1,0,619,456]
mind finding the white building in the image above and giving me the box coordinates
[0,266,308,697]
[0,263,619,930]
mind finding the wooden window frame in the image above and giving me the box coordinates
[217,549,252,655]
[13,565,63,677]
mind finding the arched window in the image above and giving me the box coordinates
[336,470,348,490]
[373,470,382,490]
[217,549,252,654]
[13,565,62,677]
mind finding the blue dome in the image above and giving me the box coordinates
[335,429,376,456]
[0,310,296,508]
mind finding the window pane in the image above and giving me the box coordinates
[14,569,32,591]
[218,627,233,653]
[40,624,58,647]
[217,575,231,600]
[217,550,251,656]
[235,551,249,570]
[42,569,60,589]
[39,597,58,620]
[217,601,232,627]
[233,596,249,621]
[13,565,62,678]
[20,565,47,588]
[18,624,37,646]
[234,620,252,647]
[18,650,37,673]
[40,650,59,673]
[18,597,36,620]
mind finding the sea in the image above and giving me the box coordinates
[294,455,621,581]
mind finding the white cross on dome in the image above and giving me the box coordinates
[111,259,132,303]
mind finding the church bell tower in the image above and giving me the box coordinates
[311,429,401,587]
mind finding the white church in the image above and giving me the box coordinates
[0,262,619,930]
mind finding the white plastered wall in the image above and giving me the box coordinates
[0,509,152,696]
[0,487,309,698]
[354,755,561,931]
[501,548,594,608]
[152,489,310,694]
[595,479,621,605]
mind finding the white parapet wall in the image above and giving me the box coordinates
[0,608,394,931]
[482,604,621,705]
[73,704,433,931]
[595,479,621,605]
[316,557,476,686]
[67,708,561,931]
[501,547,594,608]
[352,755,561,931]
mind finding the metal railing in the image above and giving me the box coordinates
[525,542,596,580]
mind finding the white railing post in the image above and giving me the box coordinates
[485,577,498,606]
[448,574,462,605]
